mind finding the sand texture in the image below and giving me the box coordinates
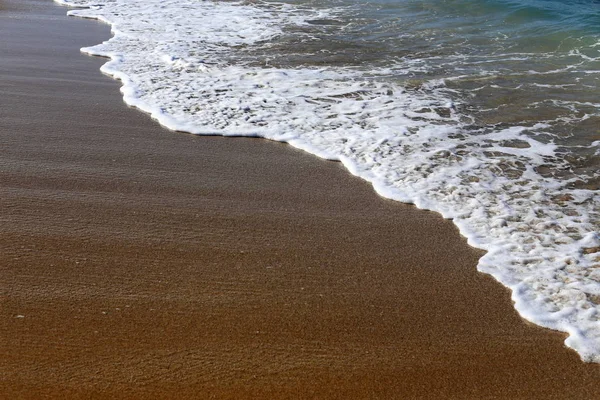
[1,0,600,398]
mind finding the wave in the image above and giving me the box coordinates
[55,0,600,362]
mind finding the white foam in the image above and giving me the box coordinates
[56,0,600,362]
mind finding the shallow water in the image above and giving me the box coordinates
[55,0,600,361]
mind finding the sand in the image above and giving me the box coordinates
[1,0,600,398]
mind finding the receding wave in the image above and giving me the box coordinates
[55,0,600,361]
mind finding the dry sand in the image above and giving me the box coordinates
[1,0,600,398]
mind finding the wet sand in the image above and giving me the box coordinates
[1,0,600,398]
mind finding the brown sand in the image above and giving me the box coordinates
[1,0,600,398]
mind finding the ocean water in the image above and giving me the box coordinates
[55,0,600,361]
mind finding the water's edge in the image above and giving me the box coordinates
[53,0,599,363]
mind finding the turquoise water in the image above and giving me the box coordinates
[250,0,600,186]
[57,0,599,361]
[276,0,599,150]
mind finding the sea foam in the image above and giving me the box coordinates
[55,0,600,361]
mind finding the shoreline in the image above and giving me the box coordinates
[2,0,600,398]
[53,0,600,362]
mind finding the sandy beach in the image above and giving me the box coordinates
[1,0,600,398]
